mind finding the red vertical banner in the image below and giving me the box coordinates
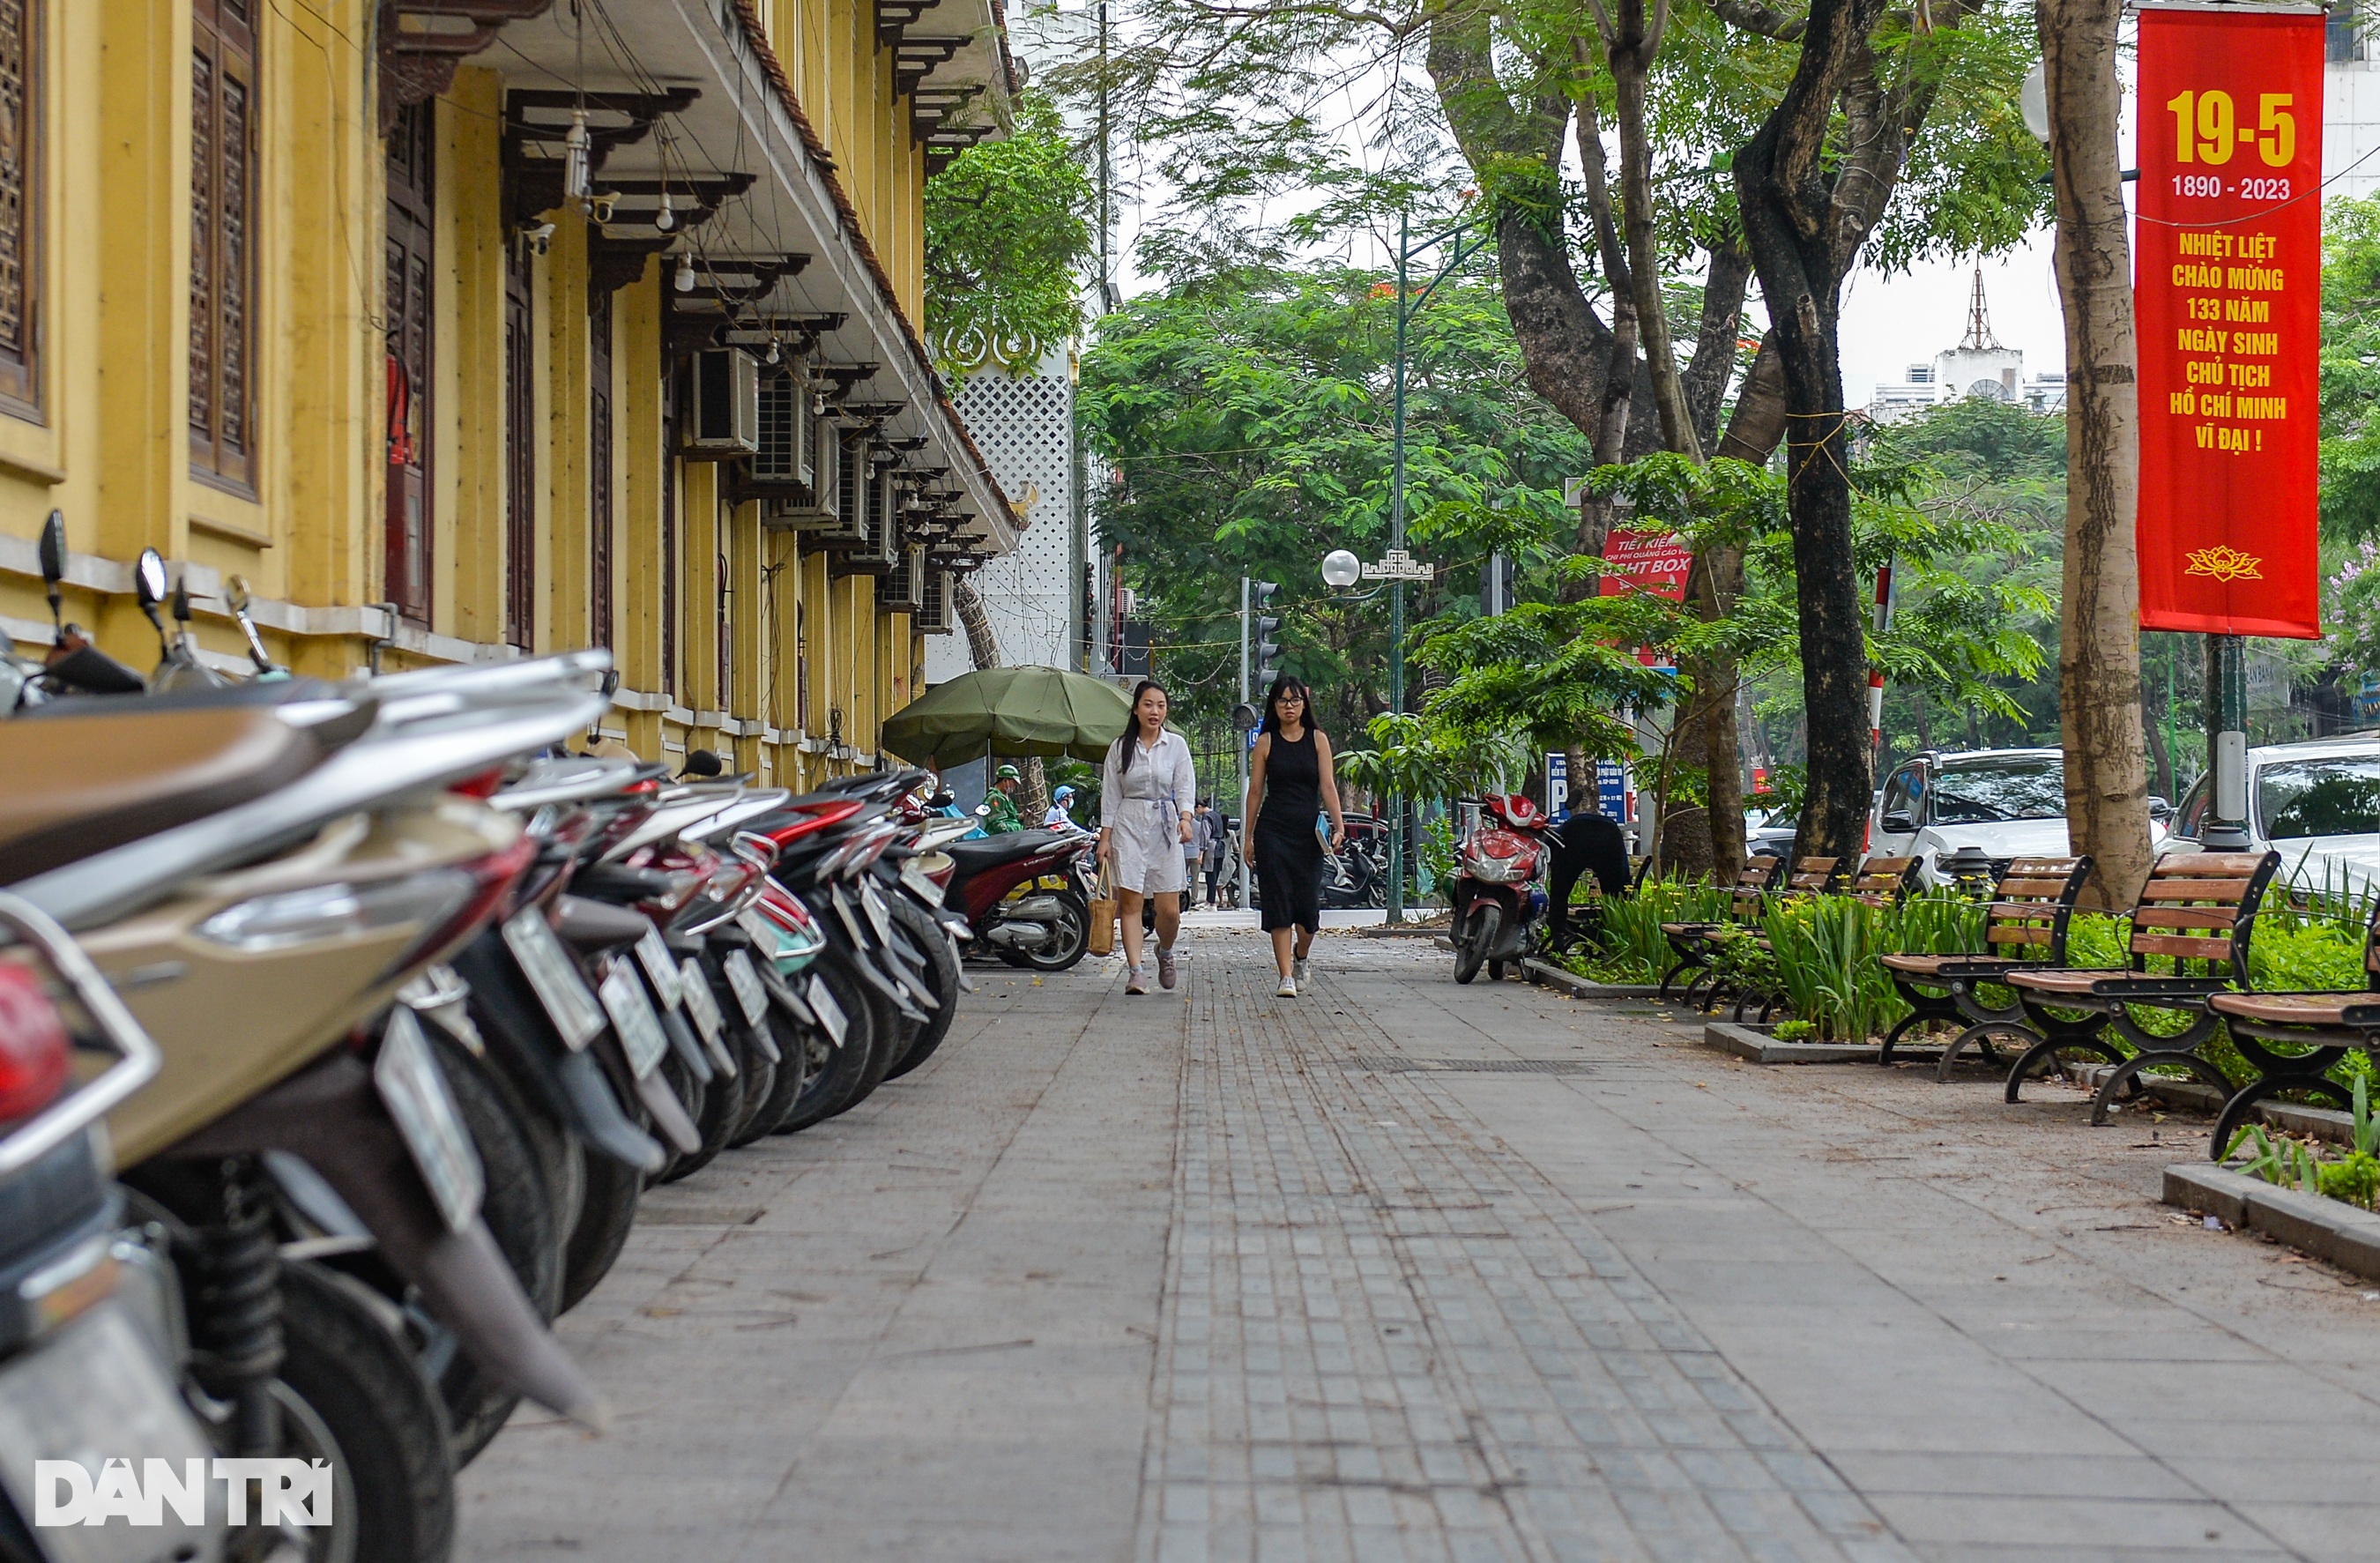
[2136,3,2324,638]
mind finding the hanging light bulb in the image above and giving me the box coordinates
[562,111,592,204]
[655,190,676,232]
[674,253,696,294]
[765,337,782,365]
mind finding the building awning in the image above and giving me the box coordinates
[404,0,1019,558]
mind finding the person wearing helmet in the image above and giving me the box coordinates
[983,763,1026,833]
[1044,784,1078,829]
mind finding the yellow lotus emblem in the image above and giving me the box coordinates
[2183,545,2264,583]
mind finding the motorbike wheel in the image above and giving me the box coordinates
[723,1019,778,1146]
[426,1034,561,1466]
[277,1259,457,1563]
[560,1142,643,1314]
[658,1038,746,1184]
[823,976,905,1120]
[728,1010,809,1145]
[1011,891,1090,973]
[1454,904,1498,984]
[774,955,876,1133]
[647,1053,709,1185]
[882,899,962,1081]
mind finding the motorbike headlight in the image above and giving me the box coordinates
[197,871,476,953]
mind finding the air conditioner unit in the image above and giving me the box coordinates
[683,348,760,458]
[748,368,811,488]
[878,545,927,613]
[847,452,902,573]
[807,428,867,547]
[916,566,956,634]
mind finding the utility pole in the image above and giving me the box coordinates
[1096,2,1112,315]
[1238,575,1250,818]
[2204,634,2250,849]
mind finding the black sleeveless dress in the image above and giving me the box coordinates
[1254,726,1324,932]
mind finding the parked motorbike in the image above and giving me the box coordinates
[937,828,1094,971]
[0,891,229,1563]
[4,651,614,1561]
[1448,794,1551,984]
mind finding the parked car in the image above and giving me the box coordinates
[1748,805,1798,859]
[2163,734,2380,894]
[1872,748,2103,885]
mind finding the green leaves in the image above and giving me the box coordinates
[924,92,1097,376]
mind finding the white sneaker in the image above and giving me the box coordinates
[1293,957,1310,986]
[1276,976,1298,998]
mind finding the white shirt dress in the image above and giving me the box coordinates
[1101,730,1197,895]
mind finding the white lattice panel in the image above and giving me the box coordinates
[928,346,1077,683]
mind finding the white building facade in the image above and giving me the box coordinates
[926,346,1084,681]
[1867,272,2070,423]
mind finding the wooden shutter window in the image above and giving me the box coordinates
[660,367,678,696]
[190,0,255,488]
[0,0,41,415]
[588,287,613,651]
[382,100,434,624]
[502,235,535,648]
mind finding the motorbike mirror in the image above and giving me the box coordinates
[36,510,63,630]
[974,802,991,817]
[133,547,170,649]
[224,573,251,615]
[170,574,194,624]
[931,790,955,808]
[135,547,167,609]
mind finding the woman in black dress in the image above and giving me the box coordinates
[1240,675,1347,997]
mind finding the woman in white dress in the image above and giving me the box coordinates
[1099,679,1198,994]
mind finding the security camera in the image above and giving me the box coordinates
[519,221,555,257]
[589,192,617,225]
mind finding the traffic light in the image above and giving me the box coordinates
[1481,550,1515,616]
[1252,580,1283,689]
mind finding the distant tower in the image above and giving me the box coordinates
[1961,267,2001,351]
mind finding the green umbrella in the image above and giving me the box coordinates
[880,666,1136,768]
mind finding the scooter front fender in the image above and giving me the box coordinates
[166,1053,607,1431]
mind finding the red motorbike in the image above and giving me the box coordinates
[1449,793,1551,984]
[941,827,1097,971]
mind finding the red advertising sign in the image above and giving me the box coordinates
[1598,526,1692,601]
[2135,3,2323,638]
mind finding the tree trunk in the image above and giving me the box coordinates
[1733,0,1889,866]
[2042,0,2152,908]
[953,573,1045,810]
[1684,232,1754,456]
[1695,546,1747,882]
[1607,6,1701,461]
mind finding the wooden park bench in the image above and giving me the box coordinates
[2002,851,2282,1125]
[1877,856,2093,1075]
[1662,855,1842,1014]
[1846,855,1924,909]
[1657,854,1785,1001]
[2198,891,2380,1154]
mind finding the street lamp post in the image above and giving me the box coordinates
[1375,208,1497,922]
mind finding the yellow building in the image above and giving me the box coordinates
[0,0,1015,782]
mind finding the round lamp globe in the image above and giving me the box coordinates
[1321,549,1363,589]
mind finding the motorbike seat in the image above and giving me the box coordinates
[0,706,324,883]
[944,830,1068,874]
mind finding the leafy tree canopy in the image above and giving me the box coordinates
[1078,246,1595,745]
[2322,193,2380,542]
[923,90,1097,375]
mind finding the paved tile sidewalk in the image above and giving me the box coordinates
[457,931,2380,1563]
[1145,951,1907,1563]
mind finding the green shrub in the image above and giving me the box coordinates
[1588,876,1732,983]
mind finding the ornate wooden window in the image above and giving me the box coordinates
[0,0,41,416]
[383,100,435,624]
[190,0,256,488]
[588,287,613,651]
[502,234,535,648]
